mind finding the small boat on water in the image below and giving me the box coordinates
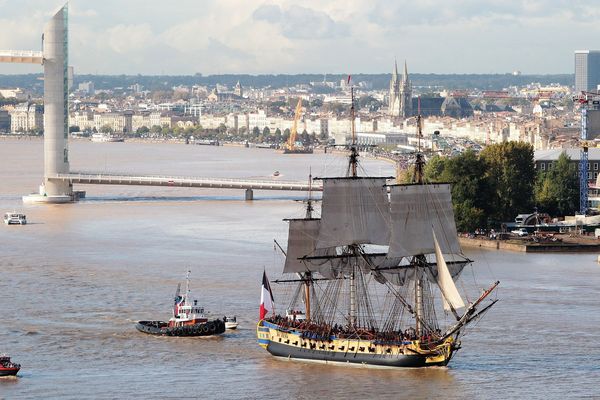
[90,133,124,143]
[3,212,26,225]
[273,171,280,177]
[0,354,20,377]
[136,271,225,337]
[224,316,238,330]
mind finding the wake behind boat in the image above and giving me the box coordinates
[257,86,499,368]
[136,271,225,337]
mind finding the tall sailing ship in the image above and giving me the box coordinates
[257,88,499,368]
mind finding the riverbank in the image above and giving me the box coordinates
[459,234,600,252]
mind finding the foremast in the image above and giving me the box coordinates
[304,172,313,322]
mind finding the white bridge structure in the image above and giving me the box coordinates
[1,4,319,203]
[52,173,320,200]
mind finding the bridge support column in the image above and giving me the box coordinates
[245,188,254,201]
[22,4,73,204]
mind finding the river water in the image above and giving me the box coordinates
[0,138,599,399]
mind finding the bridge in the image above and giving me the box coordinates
[51,172,322,200]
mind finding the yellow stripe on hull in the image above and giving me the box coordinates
[256,320,455,366]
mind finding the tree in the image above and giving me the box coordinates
[150,125,163,135]
[136,126,150,134]
[100,124,114,134]
[262,127,271,137]
[480,142,535,223]
[69,125,80,133]
[301,129,309,144]
[534,152,579,216]
[310,98,323,108]
[252,126,260,138]
[424,151,490,232]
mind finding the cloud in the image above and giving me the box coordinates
[106,24,157,54]
[253,4,347,40]
[0,0,599,74]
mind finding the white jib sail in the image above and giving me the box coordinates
[433,229,465,311]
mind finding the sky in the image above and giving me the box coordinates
[0,0,597,75]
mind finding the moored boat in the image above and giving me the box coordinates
[0,354,20,377]
[136,271,225,337]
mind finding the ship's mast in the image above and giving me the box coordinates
[413,98,426,337]
[184,270,191,307]
[347,86,358,178]
[304,172,313,322]
[348,84,358,327]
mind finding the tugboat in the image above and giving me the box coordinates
[136,271,225,337]
[0,354,20,376]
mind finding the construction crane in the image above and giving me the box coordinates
[283,98,313,154]
[574,91,600,214]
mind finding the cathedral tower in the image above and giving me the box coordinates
[399,61,413,118]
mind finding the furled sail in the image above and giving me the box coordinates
[387,183,461,259]
[316,177,390,249]
[375,257,468,286]
[433,230,465,311]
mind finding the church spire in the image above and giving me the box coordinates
[402,60,409,83]
[392,58,399,81]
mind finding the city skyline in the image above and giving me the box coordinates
[0,1,598,76]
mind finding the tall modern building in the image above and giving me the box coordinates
[575,50,600,93]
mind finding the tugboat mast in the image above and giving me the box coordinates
[184,270,191,307]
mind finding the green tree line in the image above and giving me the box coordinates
[407,142,579,232]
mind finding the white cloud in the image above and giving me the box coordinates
[0,0,597,74]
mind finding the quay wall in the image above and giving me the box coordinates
[459,237,600,253]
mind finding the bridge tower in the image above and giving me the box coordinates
[1,4,72,203]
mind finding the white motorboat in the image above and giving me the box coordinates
[3,212,27,225]
[224,316,238,330]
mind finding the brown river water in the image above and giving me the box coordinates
[0,138,599,399]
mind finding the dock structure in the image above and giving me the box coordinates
[48,172,322,201]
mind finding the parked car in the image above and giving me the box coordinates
[511,228,528,237]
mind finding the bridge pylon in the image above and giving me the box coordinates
[1,4,73,203]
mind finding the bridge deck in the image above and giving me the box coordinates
[50,172,323,192]
[0,50,44,64]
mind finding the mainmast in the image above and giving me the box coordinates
[347,85,358,178]
[413,98,426,337]
[348,83,358,327]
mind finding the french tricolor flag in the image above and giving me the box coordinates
[259,271,274,320]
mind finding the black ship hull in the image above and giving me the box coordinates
[265,340,450,368]
[136,320,225,337]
